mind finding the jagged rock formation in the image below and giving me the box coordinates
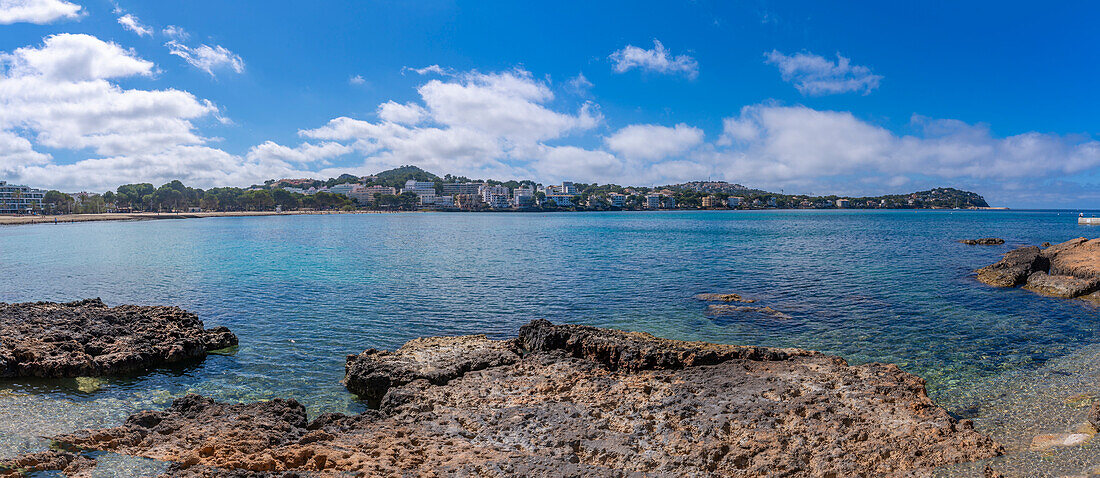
[0,299,237,378]
[959,238,1005,245]
[24,320,1002,477]
[976,237,1100,299]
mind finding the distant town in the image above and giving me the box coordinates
[0,166,991,215]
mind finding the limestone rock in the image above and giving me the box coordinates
[976,246,1046,287]
[26,320,1003,477]
[959,238,1005,245]
[344,334,520,406]
[1024,271,1100,298]
[0,299,238,378]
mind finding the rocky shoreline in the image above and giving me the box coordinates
[0,299,237,378]
[4,319,1003,477]
[976,237,1100,300]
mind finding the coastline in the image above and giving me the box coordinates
[0,210,397,226]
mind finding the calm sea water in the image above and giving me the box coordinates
[1,210,1098,474]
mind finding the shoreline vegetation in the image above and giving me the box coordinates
[0,209,395,226]
[3,166,996,222]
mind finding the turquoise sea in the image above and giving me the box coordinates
[1,210,1098,476]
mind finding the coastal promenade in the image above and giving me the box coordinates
[0,210,395,226]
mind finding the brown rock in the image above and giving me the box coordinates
[959,238,1005,245]
[344,334,520,406]
[693,293,757,303]
[706,304,792,320]
[29,320,1002,476]
[1091,403,1100,430]
[1024,271,1100,298]
[0,299,237,378]
[1046,238,1100,279]
[0,450,96,477]
[976,246,1047,287]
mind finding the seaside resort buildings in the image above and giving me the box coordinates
[0,181,45,214]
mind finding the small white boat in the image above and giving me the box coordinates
[1080,215,1100,225]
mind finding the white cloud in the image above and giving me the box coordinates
[609,40,698,79]
[765,50,882,96]
[377,101,426,125]
[165,41,244,77]
[0,0,81,25]
[0,34,295,191]
[404,64,446,76]
[117,13,152,37]
[162,25,189,41]
[568,72,593,95]
[245,141,352,165]
[300,68,603,180]
[417,69,600,145]
[348,75,366,85]
[605,123,704,160]
[1,33,153,81]
[709,104,1100,192]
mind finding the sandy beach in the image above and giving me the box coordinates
[0,210,396,226]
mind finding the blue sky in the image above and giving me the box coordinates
[1,0,1098,207]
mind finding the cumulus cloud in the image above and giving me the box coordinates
[765,50,882,96]
[0,34,294,191]
[348,75,365,85]
[377,101,426,125]
[605,123,704,161]
[300,68,603,180]
[117,13,152,37]
[610,40,698,79]
[0,0,81,24]
[1,33,153,81]
[710,104,1100,193]
[165,40,244,77]
[245,141,353,165]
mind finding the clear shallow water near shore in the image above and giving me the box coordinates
[1,210,1098,475]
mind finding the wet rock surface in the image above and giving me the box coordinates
[344,334,519,406]
[692,292,757,303]
[24,320,1003,477]
[960,238,1005,245]
[0,449,96,477]
[0,299,237,378]
[976,238,1100,298]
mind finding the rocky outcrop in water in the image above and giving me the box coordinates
[976,238,1100,299]
[693,292,757,303]
[0,299,237,378]
[0,450,95,477]
[959,238,1005,245]
[27,320,1002,477]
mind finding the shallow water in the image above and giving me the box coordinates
[0,210,1097,475]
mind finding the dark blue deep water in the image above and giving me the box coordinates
[0,210,1097,474]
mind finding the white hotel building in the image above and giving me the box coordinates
[0,181,45,214]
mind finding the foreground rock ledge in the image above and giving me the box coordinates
[976,237,1100,299]
[0,299,237,378]
[29,320,1002,477]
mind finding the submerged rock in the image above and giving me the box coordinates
[0,449,96,477]
[959,238,1005,245]
[692,292,757,303]
[0,299,237,378]
[976,238,1100,298]
[33,320,1002,476]
[705,304,792,320]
